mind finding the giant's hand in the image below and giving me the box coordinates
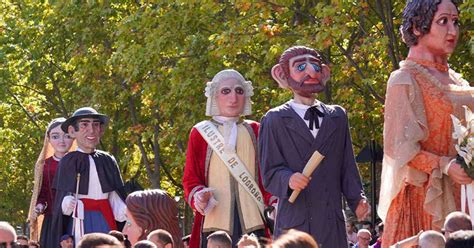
[32,203,46,219]
[355,199,371,221]
[194,188,217,215]
[448,162,472,185]
[289,172,310,191]
[61,195,77,215]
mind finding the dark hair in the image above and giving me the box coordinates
[71,117,105,132]
[362,221,374,229]
[16,235,28,242]
[134,240,158,248]
[444,211,472,233]
[126,189,182,248]
[401,0,460,47]
[76,233,121,248]
[148,229,174,247]
[278,46,324,78]
[207,231,232,248]
[377,222,384,232]
[46,118,66,137]
[108,230,126,243]
[270,229,319,248]
[445,230,474,248]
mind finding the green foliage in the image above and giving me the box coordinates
[0,0,472,230]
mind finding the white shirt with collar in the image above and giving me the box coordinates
[75,148,126,222]
[289,99,324,138]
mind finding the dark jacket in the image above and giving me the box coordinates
[259,101,365,248]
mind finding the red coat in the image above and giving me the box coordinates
[183,120,274,248]
[37,157,58,216]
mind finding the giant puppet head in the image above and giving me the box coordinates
[400,0,460,47]
[271,46,330,98]
[205,69,254,117]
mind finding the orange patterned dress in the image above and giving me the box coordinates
[379,61,474,247]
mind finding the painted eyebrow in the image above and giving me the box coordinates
[291,58,321,67]
[436,13,459,18]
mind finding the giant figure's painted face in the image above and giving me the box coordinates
[287,54,326,97]
[271,46,330,98]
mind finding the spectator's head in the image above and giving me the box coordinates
[134,240,158,248]
[361,221,374,232]
[108,230,130,248]
[76,233,121,248]
[182,235,190,248]
[124,189,182,247]
[0,222,16,248]
[28,240,40,248]
[60,234,74,248]
[237,234,260,248]
[418,230,445,248]
[16,235,28,246]
[356,229,372,248]
[206,231,232,248]
[270,229,319,248]
[445,230,474,248]
[443,211,472,239]
[376,222,384,237]
[346,221,356,234]
[147,229,174,248]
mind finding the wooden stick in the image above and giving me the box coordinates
[288,151,325,203]
[72,173,80,235]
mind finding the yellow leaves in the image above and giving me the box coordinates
[360,2,369,9]
[26,104,36,113]
[323,39,332,48]
[260,24,281,38]
[128,124,145,135]
[236,2,251,12]
[322,16,333,26]
[131,83,141,93]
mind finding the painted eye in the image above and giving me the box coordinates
[65,134,72,139]
[311,63,322,72]
[235,87,244,95]
[79,122,89,129]
[437,17,448,25]
[297,63,306,72]
[92,122,101,128]
[51,134,60,140]
[220,88,231,95]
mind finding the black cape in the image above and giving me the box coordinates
[47,150,126,247]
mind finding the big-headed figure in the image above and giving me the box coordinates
[259,46,370,248]
[28,118,74,247]
[49,107,127,247]
[379,0,474,247]
[183,69,275,248]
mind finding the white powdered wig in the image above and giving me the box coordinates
[205,69,254,116]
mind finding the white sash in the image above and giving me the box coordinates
[461,183,474,227]
[195,121,265,215]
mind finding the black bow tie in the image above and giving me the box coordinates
[304,106,324,130]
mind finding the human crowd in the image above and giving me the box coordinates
[1,0,474,247]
